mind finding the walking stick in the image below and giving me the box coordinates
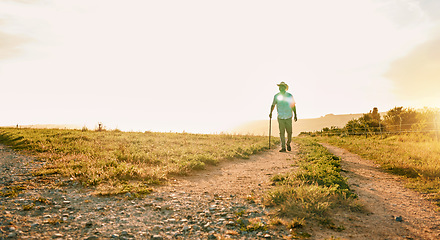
[269,116,272,149]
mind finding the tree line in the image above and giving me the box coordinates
[303,107,440,136]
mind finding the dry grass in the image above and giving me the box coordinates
[0,127,278,195]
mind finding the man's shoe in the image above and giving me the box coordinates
[279,148,287,152]
[287,145,291,151]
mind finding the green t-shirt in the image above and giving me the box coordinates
[272,92,295,119]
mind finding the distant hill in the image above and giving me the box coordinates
[230,113,364,136]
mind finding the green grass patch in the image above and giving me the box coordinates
[265,137,361,234]
[0,127,278,196]
[315,134,440,206]
[0,185,27,198]
[22,203,35,211]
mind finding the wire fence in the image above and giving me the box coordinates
[302,120,440,140]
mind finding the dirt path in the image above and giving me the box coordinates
[158,147,297,198]
[320,143,440,240]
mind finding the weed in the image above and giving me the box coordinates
[34,197,51,205]
[0,185,26,198]
[316,217,344,231]
[44,217,62,225]
[245,194,256,203]
[225,230,239,236]
[237,217,267,232]
[246,219,267,231]
[234,209,246,217]
[268,217,285,227]
[22,203,35,211]
[270,173,289,184]
[292,231,312,239]
[236,217,249,230]
[287,217,305,229]
[330,224,345,232]
[324,237,343,240]
[347,200,368,213]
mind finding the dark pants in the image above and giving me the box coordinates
[278,118,292,148]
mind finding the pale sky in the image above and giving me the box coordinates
[1,0,439,133]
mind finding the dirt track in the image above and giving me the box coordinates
[319,143,440,240]
[1,142,440,239]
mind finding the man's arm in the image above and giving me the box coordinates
[269,105,275,118]
[292,105,297,122]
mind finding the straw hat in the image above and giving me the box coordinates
[277,82,289,90]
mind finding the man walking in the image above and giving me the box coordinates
[269,82,297,152]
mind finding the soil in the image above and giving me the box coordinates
[1,142,440,239]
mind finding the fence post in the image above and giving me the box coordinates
[436,116,439,142]
[379,119,382,139]
[399,116,402,134]
[364,124,367,138]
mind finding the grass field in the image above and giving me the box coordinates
[315,134,440,206]
[1,128,368,234]
[0,128,278,195]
